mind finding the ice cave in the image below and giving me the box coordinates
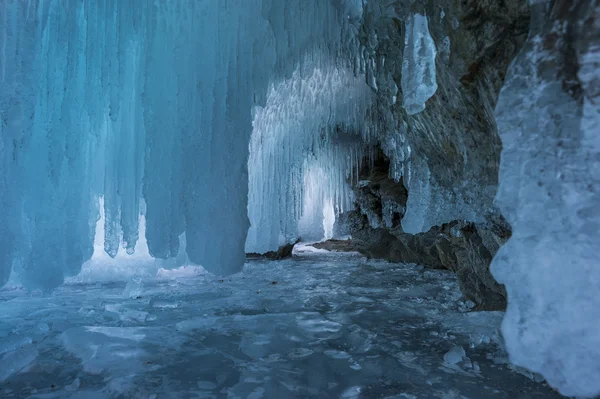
[0,0,598,398]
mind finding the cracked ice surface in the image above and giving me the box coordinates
[0,252,561,398]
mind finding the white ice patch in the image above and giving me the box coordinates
[66,199,188,284]
[61,327,147,375]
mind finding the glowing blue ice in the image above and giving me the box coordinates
[0,0,369,289]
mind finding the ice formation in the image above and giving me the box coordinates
[401,14,438,116]
[401,155,482,235]
[0,0,448,287]
[491,1,600,397]
[246,66,372,253]
[0,0,366,289]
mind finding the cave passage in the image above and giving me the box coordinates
[0,0,598,398]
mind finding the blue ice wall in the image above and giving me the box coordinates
[0,0,363,289]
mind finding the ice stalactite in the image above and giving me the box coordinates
[491,1,600,397]
[401,13,438,116]
[359,2,507,235]
[0,0,364,289]
[67,198,188,284]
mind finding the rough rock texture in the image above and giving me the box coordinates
[310,239,357,253]
[359,0,530,232]
[332,0,532,310]
[246,241,298,261]
[450,221,510,311]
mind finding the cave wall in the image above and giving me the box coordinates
[359,0,530,233]
[340,2,600,394]
[337,150,510,310]
[335,0,531,310]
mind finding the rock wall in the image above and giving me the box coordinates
[339,151,509,310]
[327,1,600,394]
[490,1,600,396]
[335,0,531,310]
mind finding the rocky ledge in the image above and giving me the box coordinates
[246,240,299,260]
[329,150,509,311]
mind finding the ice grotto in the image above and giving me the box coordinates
[0,0,598,397]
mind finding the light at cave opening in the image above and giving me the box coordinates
[245,64,372,254]
[297,163,343,244]
[0,0,364,289]
[70,198,189,284]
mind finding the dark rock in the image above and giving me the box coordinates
[333,210,368,237]
[346,150,509,310]
[352,227,408,262]
[310,239,357,253]
[246,240,299,260]
[447,221,509,311]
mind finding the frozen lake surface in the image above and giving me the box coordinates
[0,247,561,398]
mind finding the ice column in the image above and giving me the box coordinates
[491,1,600,397]
[139,1,261,275]
[0,1,100,289]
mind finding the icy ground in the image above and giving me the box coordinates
[0,249,561,399]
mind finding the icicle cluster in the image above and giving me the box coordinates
[246,66,372,253]
[0,0,363,289]
[0,0,452,288]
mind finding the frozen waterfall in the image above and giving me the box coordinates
[0,0,365,289]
